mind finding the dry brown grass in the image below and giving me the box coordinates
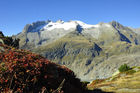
[88,69,140,93]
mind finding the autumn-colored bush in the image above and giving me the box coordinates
[0,44,85,93]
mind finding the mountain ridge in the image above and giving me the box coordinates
[14,20,140,81]
[15,20,139,49]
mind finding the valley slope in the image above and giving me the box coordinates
[14,20,140,81]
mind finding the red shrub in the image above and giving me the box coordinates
[0,44,85,93]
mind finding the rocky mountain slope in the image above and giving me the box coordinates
[14,20,140,81]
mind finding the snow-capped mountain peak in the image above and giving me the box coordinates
[43,20,77,30]
[23,20,113,34]
[42,20,110,31]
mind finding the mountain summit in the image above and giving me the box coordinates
[16,20,123,48]
[15,20,140,81]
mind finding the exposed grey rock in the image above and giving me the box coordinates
[14,20,140,81]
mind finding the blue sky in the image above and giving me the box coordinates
[0,0,140,36]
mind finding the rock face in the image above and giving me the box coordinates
[15,20,140,81]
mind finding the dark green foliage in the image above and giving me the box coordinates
[0,31,4,37]
[118,64,131,72]
[0,31,20,48]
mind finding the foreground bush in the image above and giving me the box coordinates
[118,64,131,72]
[0,44,85,93]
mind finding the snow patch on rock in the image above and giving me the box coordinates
[43,21,77,31]
[42,20,111,31]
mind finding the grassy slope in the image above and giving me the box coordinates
[88,67,140,93]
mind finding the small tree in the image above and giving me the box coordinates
[119,64,131,72]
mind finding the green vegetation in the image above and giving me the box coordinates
[126,69,136,74]
[0,32,19,48]
[118,64,131,72]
